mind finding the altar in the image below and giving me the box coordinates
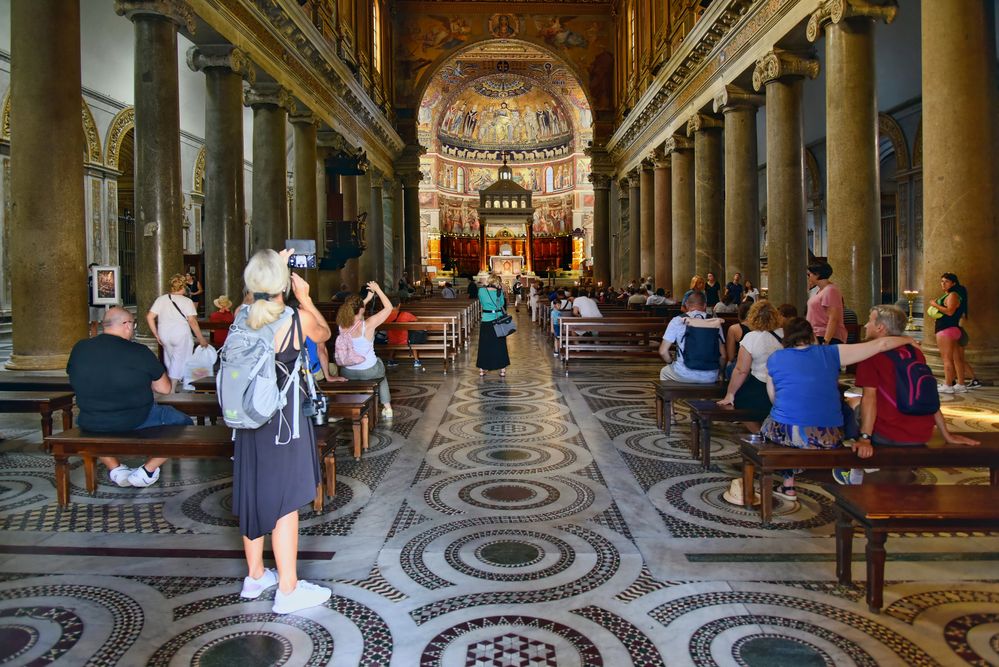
[489,255,525,276]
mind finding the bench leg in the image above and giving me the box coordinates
[836,512,854,584]
[865,529,888,612]
[664,399,673,437]
[742,461,756,506]
[54,454,70,506]
[352,420,362,460]
[39,408,53,439]
[61,408,73,433]
[655,396,664,431]
[362,416,370,451]
[324,455,336,499]
[83,455,97,495]
[700,421,712,468]
[759,471,773,524]
[313,483,323,512]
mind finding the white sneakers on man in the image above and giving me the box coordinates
[126,466,161,487]
[272,580,332,614]
[108,465,132,487]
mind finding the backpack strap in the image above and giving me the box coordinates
[770,331,783,343]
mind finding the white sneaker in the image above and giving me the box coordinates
[937,383,954,394]
[953,383,968,393]
[108,465,132,487]
[381,407,394,419]
[126,466,161,488]
[240,568,278,599]
[271,580,332,614]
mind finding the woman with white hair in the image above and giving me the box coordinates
[146,273,209,391]
[232,248,333,614]
[477,273,511,377]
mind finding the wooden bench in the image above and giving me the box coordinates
[0,376,73,392]
[561,320,667,373]
[829,484,999,612]
[686,399,758,467]
[374,320,455,372]
[0,391,75,440]
[653,381,725,436]
[45,424,342,510]
[741,432,999,523]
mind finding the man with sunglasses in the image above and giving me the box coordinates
[67,306,191,488]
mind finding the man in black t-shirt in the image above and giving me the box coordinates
[67,307,192,489]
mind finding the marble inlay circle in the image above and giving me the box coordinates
[575,383,653,401]
[0,624,38,664]
[455,384,561,403]
[461,480,553,509]
[443,417,576,443]
[0,479,33,504]
[180,483,238,528]
[733,635,831,667]
[477,540,543,567]
[618,429,739,463]
[480,484,537,502]
[435,441,583,473]
[192,631,292,667]
[448,400,566,421]
[423,474,595,520]
[485,448,532,462]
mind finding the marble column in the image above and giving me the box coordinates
[401,172,422,282]
[355,169,375,283]
[116,1,192,335]
[652,151,672,293]
[290,110,319,286]
[688,113,725,282]
[809,0,897,313]
[627,171,641,281]
[187,45,253,309]
[368,170,385,284]
[616,178,630,285]
[245,83,291,253]
[589,173,612,287]
[665,134,694,297]
[8,0,87,369]
[714,85,763,288]
[385,179,403,283]
[639,160,655,279]
[340,174,358,290]
[753,49,820,310]
[921,0,999,376]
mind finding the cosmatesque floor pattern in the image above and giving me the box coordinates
[0,318,997,666]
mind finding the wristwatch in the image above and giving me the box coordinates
[858,432,872,441]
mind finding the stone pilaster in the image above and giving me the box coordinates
[355,168,375,284]
[627,169,641,281]
[116,0,193,335]
[367,168,385,284]
[616,177,630,286]
[664,133,694,297]
[589,173,612,287]
[340,173,358,291]
[400,171,423,283]
[8,0,88,369]
[382,178,398,283]
[188,45,253,309]
[687,113,724,282]
[245,82,292,253]
[714,85,763,288]
[810,0,897,313]
[639,160,655,280]
[652,150,672,293]
[921,0,999,376]
[289,110,319,288]
[753,49,820,310]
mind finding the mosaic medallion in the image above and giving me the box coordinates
[193,631,292,667]
[422,474,596,519]
[732,635,832,667]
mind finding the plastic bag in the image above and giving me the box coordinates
[183,344,218,390]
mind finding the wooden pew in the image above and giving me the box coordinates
[0,375,73,392]
[653,381,726,436]
[45,423,342,510]
[557,315,663,356]
[0,391,75,440]
[375,320,454,372]
[686,399,758,467]
[741,431,999,523]
[560,319,667,373]
[830,484,999,612]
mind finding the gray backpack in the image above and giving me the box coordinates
[217,305,303,442]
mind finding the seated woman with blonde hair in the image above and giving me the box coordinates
[718,300,784,432]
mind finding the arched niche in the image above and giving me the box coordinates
[878,112,910,172]
[1,92,104,165]
[104,106,135,172]
[192,146,206,195]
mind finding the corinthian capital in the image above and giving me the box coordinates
[244,83,293,111]
[662,133,693,155]
[752,49,820,91]
[186,46,255,84]
[807,0,898,42]
[713,85,764,113]
[588,172,612,189]
[650,148,670,169]
[289,109,319,127]
[115,0,195,34]
[686,113,723,137]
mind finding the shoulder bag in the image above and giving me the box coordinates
[487,288,516,337]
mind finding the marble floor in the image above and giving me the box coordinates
[0,316,996,666]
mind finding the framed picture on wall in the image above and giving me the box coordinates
[91,265,121,305]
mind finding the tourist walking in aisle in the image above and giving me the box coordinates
[477,274,510,377]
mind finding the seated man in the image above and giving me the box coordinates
[572,289,602,318]
[67,307,192,488]
[646,288,668,306]
[833,304,978,484]
[658,291,726,384]
[441,282,457,299]
[627,288,647,307]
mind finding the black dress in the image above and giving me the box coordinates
[232,317,320,540]
[476,287,510,371]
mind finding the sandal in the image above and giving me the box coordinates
[499,369,506,377]
[773,484,797,501]
[479,369,486,377]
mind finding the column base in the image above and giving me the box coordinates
[6,353,72,371]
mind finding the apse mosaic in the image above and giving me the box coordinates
[0,326,996,665]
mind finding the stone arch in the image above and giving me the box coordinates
[804,147,821,201]
[104,106,135,172]
[192,146,206,195]
[878,112,910,172]
[1,92,104,165]
[912,116,922,168]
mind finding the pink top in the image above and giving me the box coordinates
[806,283,848,342]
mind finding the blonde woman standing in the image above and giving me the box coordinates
[146,273,209,391]
[232,248,333,614]
[477,274,511,377]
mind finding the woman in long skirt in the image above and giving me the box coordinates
[476,274,510,376]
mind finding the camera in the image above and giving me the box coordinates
[302,394,328,426]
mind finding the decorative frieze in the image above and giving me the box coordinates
[752,49,820,91]
[807,0,898,42]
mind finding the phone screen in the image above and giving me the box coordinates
[285,239,317,268]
